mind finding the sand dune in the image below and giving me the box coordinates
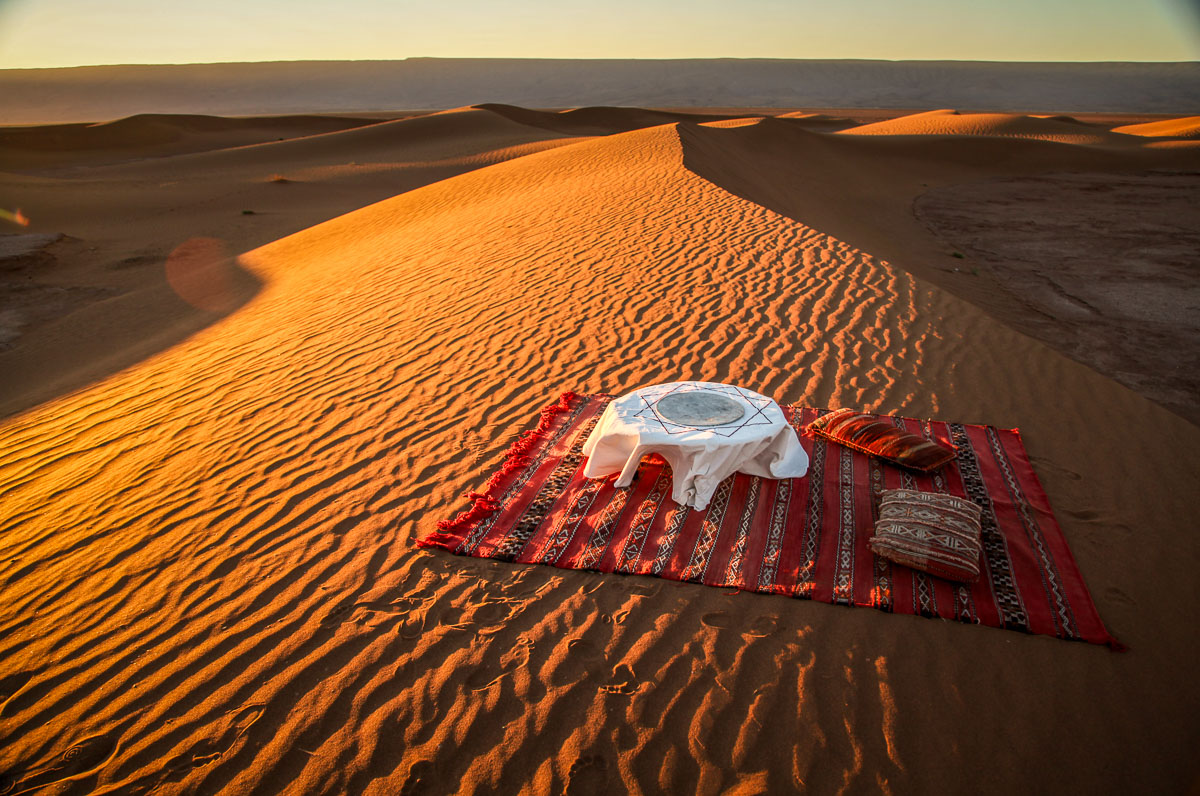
[838,108,1138,145]
[143,108,573,172]
[774,112,861,131]
[700,112,864,132]
[0,107,588,416]
[1112,115,1200,138]
[679,116,1200,423]
[1,106,1199,792]
[476,104,745,135]
[0,114,381,171]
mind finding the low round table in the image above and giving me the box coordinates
[581,381,809,510]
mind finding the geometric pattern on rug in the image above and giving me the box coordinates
[417,392,1124,649]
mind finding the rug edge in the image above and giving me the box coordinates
[415,391,583,552]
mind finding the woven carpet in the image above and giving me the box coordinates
[418,392,1123,648]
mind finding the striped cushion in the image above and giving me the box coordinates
[869,489,983,582]
[807,408,956,471]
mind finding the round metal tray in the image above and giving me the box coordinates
[656,392,745,427]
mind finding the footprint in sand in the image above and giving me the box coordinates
[597,602,636,625]
[567,638,602,655]
[427,606,472,632]
[503,575,556,600]
[319,602,356,627]
[399,759,437,796]
[427,598,517,634]
[551,638,606,687]
[1062,510,1132,539]
[397,616,425,639]
[463,430,488,465]
[746,615,780,637]
[2,734,119,794]
[628,581,661,598]
[702,612,779,637]
[1030,456,1083,481]
[564,755,610,796]
[426,555,455,572]
[324,597,427,629]
[161,703,266,782]
[701,611,734,630]
[1104,586,1135,608]
[597,608,631,625]
[600,664,640,696]
[470,600,516,634]
[465,636,534,691]
[463,668,501,692]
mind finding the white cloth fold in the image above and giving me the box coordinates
[581,382,809,510]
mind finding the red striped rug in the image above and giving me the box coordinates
[418,392,1123,649]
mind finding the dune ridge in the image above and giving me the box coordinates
[0,107,592,417]
[837,108,1138,145]
[0,114,382,171]
[1112,115,1200,138]
[677,113,1200,423]
[0,106,1198,792]
[134,108,574,172]
[475,104,748,135]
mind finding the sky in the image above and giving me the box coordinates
[0,0,1197,69]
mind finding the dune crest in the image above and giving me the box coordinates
[0,113,381,171]
[474,103,745,135]
[1112,115,1200,139]
[839,108,1136,144]
[774,111,860,131]
[113,107,575,172]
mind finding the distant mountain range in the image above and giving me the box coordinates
[2,58,1197,124]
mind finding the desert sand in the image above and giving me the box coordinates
[1,105,1199,794]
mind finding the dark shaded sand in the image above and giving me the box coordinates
[1,105,1199,794]
[916,171,1200,424]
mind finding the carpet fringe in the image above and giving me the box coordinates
[417,390,579,549]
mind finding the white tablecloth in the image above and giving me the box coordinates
[581,382,809,510]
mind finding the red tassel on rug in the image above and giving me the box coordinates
[416,391,580,549]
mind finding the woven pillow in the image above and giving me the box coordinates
[807,408,956,471]
[869,489,983,582]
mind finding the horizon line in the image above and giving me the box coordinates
[4,56,1199,71]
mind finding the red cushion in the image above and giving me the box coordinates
[807,408,956,471]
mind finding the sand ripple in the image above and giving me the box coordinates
[2,118,1198,793]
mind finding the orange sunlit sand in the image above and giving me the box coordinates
[1,104,1199,792]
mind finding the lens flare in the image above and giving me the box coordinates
[1,208,31,227]
[165,237,238,312]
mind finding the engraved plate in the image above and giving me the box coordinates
[656,392,745,427]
